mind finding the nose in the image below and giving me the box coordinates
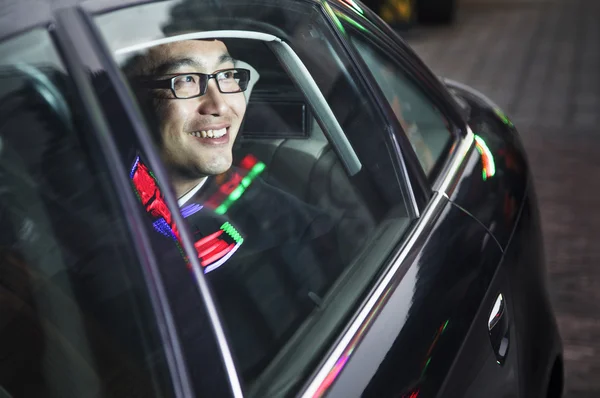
[197,79,229,116]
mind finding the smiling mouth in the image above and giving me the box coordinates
[188,128,227,138]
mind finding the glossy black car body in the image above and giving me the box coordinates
[0,1,561,397]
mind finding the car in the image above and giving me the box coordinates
[0,0,562,397]
[358,0,458,27]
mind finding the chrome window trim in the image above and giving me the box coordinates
[301,124,473,396]
[301,190,447,398]
[432,125,475,196]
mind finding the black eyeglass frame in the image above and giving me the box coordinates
[136,68,251,99]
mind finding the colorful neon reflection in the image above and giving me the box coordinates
[324,2,346,34]
[131,156,245,273]
[214,157,266,215]
[474,135,496,181]
[342,0,364,15]
[494,108,514,128]
[336,11,369,32]
[420,319,450,378]
[312,285,396,398]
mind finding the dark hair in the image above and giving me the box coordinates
[120,54,164,143]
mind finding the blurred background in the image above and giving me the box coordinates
[372,0,599,396]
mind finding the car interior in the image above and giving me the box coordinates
[229,38,379,266]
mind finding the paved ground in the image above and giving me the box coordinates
[404,0,600,396]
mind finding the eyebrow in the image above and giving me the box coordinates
[152,53,236,76]
[218,53,236,65]
[152,57,202,76]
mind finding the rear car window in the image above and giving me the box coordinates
[94,1,416,395]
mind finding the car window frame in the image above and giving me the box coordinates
[84,0,426,393]
[0,0,53,41]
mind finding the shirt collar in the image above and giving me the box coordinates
[178,178,207,207]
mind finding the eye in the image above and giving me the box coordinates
[218,70,236,81]
[173,74,197,86]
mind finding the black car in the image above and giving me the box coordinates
[0,0,562,397]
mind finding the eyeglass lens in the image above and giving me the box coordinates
[172,69,248,98]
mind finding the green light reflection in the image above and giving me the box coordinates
[336,11,368,32]
[324,2,346,34]
[494,108,514,128]
[214,161,266,215]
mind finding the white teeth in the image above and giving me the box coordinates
[190,128,227,138]
[213,128,226,138]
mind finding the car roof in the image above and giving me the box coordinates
[1,0,357,40]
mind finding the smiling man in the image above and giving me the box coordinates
[123,37,345,379]
[127,39,249,202]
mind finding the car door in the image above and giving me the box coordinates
[73,1,518,397]
[0,11,211,398]
[305,4,522,398]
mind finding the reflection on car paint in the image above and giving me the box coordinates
[312,283,397,398]
[474,135,496,181]
[493,108,515,128]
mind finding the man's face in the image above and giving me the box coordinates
[143,40,246,179]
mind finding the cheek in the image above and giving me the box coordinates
[230,95,247,121]
[160,102,193,134]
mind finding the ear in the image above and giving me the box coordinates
[234,60,260,104]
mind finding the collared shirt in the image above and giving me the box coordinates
[177,178,206,207]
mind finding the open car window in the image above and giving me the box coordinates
[94,1,416,395]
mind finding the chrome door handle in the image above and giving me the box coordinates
[488,293,510,365]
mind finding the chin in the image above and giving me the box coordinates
[200,159,233,177]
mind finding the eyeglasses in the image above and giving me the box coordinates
[137,68,250,99]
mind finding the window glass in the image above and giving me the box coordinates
[0,29,174,397]
[344,26,453,176]
[94,1,414,395]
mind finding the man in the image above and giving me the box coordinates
[124,38,344,380]
[125,40,245,201]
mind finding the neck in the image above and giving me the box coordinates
[172,176,207,199]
